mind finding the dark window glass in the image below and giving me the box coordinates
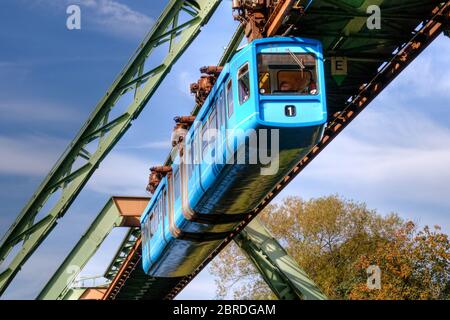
[217,92,223,130]
[145,216,150,240]
[238,63,250,104]
[150,208,158,236]
[174,169,181,201]
[187,142,193,177]
[226,80,234,117]
[219,89,225,127]
[257,53,318,95]
[142,218,147,244]
[209,106,217,144]
[201,123,208,158]
[162,190,167,220]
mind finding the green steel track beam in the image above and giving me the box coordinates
[37,197,148,300]
[103,228,141,281]
[234,217,327,300]
[0,0,222,296]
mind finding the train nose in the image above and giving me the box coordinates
[259,100,325,126]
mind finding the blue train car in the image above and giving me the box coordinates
[141,37,327,277]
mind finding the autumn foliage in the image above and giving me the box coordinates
[210,195,450,300]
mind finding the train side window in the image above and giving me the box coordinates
[187,141,193,177]
[208,105,217,147]
[154,204,159,236]
[142,217,147,244]
[201,122,208,159]
[192,131,200,172]
[226,79,234,118]
[174,169,181,200]
[162,190,167,221]
[217,91,223,130]
[219,89,225,128]
[150,209,157,236]
[148,216,152,242]
[238,63,250,104]
[189,136,196,176]
[149,214,154,237]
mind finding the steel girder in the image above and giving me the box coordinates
[0,0,222,296]
[36,197,148,300]
[235,217,327,300]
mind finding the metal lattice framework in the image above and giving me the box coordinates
[0,0,223,296]
[37,197,148,300]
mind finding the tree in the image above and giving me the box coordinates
[210,195,450,300]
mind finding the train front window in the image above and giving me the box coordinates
[257,53,318,95]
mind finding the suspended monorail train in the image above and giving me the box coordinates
[141,37,327,277]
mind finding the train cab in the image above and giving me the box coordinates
[228,37,326,129]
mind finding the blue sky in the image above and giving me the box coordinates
[0,0,449,299]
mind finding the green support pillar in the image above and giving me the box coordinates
[37,197,148,300]
[234,217,327,300]
[0,0,222,296]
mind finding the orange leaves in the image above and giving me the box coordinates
[210,195,450,300]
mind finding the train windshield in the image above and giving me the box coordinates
[257,53,318,95]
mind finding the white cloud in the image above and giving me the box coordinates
[86,152,154,196]
[0,100,81,124]
[0,133,157,195]
[277,35,450,233]
[0,135,67,176]
[178,71,196,98]
[81,0,154,39]
[280,103,450,232]
[118,140,172,150]
[34,0,154,40]
[387,34,450,99]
